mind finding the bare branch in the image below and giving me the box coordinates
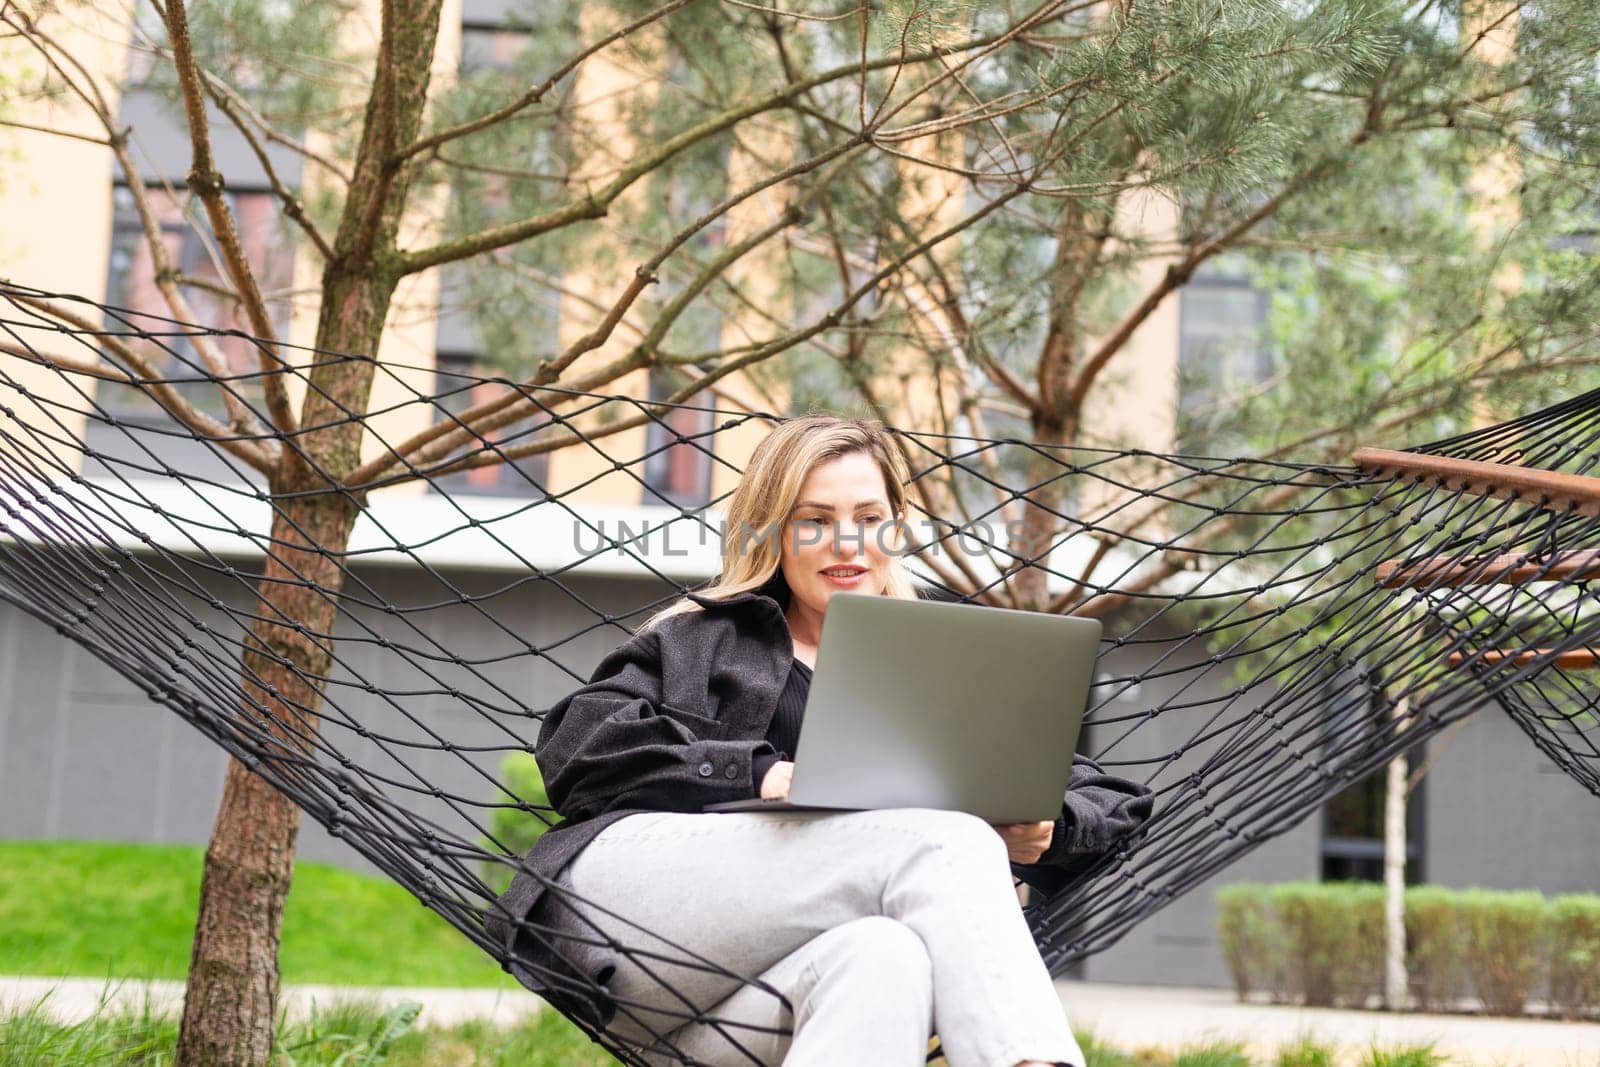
[200,75,336,260]
[2,6,280,456]
[721,0,858,22]
[1061,157,1338,424]
[396,0,697,164]
[5,295,277,472]
[0,116,112,146]
[358,160,1037,492]
[157,0,299,440]
[393,19,1038,275]
[354,145,859,487]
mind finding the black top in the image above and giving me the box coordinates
[751,658,811,792]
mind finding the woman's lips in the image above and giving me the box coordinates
[820,568,867,587]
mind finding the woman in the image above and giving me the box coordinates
[488,415,1153,1067]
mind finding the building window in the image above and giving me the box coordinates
[1176,261,1273,445]
[460,23,533,72]
[1317,664,1426,883]
[102,184,293,419]
[429,352,550,498]
[642,367,713,509]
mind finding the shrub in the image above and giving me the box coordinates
[480,751,556,895]
[1457,889,1548,1016]
[1405,886,1467,1013]
[1548,894,1600,1019]
[1216,884,1288,1001]
[1269,882,1384,1007]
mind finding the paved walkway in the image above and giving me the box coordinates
[4,974,1598,1064]
[1062,981,1600,1066]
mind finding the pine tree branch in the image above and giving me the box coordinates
[191,66,353,184]
[0,116,112,146]
[123,12,353,188]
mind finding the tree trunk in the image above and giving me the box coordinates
[175,1,444,1057]
[176,493,363,1065]
[1383,695,1410,1011]
[175,762,299,1063]
[1009,417,1074,611]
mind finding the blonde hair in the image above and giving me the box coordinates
[640,414,919,631]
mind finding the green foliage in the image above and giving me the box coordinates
[1547,894,1600,1019]
[0,841,513,988]
[0,993,180,1066]
[1404,885,1467,1013]
[278,999,423,1067]
[1456,889,1548,1016]
[481,751,556,896]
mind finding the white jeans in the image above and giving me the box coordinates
[543,807,1085,1067]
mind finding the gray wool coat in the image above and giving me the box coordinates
[486,578,1154,1026]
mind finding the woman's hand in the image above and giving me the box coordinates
[760,760,795,800]
[991,820,1054,864]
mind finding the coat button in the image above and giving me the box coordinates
[698,762,714,777]
[724,766,739,780]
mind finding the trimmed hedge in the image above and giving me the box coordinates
[1404,885,1467,1013]
[1457,889,1546,1016]
[1216,882,1600,1017]
[1549,895,1600,1019]
[1268,882,1385,1007]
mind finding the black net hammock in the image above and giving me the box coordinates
[2,280,1598,1062]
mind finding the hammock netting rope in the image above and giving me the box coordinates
[1,280,1598,1062]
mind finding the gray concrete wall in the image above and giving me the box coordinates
[1423,701,1600,894]
[0,562,666,874]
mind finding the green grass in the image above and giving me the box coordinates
[1274,1036,1335,1067]
[0,840,514,988]
[0,1003,1463,1067]
[0,996,616,1066]
[1360,1045,1446,1067]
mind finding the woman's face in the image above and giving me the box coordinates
[778,450,900,623]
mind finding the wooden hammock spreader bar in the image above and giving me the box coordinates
[1374,549,1600,590]
[1446,648,1600,670]
[1351,448,1600,517]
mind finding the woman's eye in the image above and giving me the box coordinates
[861,514,883,524]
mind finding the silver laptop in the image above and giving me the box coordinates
[706,593,1102,823]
